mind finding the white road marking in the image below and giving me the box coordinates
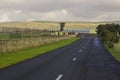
[79,50,82,53]
[56,74,63,80]
[73,57,77,61]
[83,47,85,49]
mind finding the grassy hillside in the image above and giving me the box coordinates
[0,21,104,33]
[1,21,118,33]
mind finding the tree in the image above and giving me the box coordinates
[96,23,120,48]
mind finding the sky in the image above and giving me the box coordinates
[0,0,120,22]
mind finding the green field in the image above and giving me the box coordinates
[0,34,9,39]
[0,37,78,69]
[0,32,67,39]
[0,33,50,39]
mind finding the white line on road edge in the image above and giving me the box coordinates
[56,74,63,80]
[73,57,77,61]
[79,50,82,53]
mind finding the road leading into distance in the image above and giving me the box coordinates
[0,36,120,80]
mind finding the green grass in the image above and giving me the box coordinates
[0,34,9,39]
[105,44,120,62]
[0,33,63,39]
[0,33,49,39]
[10,34,49,38]
[0,34,44,39]
[0,37,78,69]
[22,34,45,37]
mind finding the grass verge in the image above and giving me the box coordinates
[0,37,78,69]
[105,44,120,62]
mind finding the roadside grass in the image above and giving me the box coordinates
[105,44,120,62]
[0,37,78,69]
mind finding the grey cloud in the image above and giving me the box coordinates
[0,0,120,21]
[0,0,75,12]
[67,0,120,18]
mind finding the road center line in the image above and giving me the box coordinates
[73,57,77,61]
[79,50,82,53]
[56,74,63,80]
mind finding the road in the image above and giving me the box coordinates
[0,36,120,80]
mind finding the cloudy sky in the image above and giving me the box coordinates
[0,0,120,22]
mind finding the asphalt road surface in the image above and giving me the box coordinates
[0,36,120,80]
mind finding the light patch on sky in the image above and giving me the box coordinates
[0,0,120,22]
[0,14,10,22]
